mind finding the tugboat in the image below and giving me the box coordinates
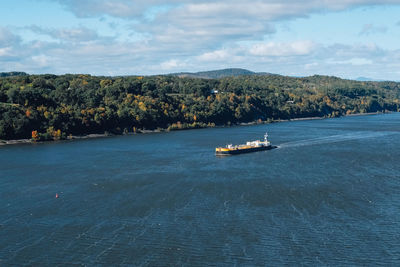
[216,132,277,156]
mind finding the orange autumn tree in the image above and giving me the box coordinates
[32,130,39,141]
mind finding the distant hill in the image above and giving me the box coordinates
[170,68,275,79]
[0,72,28,77]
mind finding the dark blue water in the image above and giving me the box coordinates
[1,113,400,266]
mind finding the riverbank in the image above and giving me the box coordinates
[238,111,386,126]
[0,130,166,146]
[0,134,110,146]
[0,111,389,146]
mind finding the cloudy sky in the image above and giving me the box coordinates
[1,0,400,80]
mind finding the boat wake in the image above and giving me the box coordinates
[278,131,396,149]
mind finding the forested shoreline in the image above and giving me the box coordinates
[1,73,400,142]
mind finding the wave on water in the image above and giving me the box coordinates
[278,131,397,149]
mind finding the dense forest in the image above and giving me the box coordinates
[1,72,400,141]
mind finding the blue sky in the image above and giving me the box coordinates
[1,0,400,80]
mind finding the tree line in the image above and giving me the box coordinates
[0,73,399,141]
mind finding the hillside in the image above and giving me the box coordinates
[1,72,399,141]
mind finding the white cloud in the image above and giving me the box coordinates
[0,47,12,57]
[55,0,184,18]
[137,7,276,53]
[52,0,400,52]
[28,26,101,43]
[31,55,52,68]
[160,59,188,70]
[197,49,231,61]
[55,0,400,20]
[250,41,315,57]
[1,33,400,80]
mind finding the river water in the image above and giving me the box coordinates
[1,113,400,266]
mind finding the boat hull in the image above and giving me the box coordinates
[216,145,277,156]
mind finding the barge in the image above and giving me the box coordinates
[216,132,276,156]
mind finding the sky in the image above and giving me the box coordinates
[1,0,400,80]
